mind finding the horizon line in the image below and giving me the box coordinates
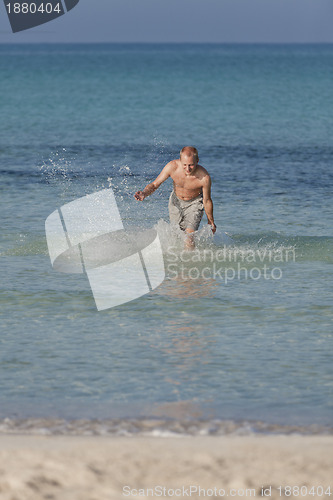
[1,40,333,45]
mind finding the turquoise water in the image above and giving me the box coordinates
[0,44,332,434]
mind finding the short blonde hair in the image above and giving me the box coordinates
[180,146,199,161]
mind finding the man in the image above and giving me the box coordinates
[134,146,216,249]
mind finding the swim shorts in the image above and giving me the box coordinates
[168,190,204,231]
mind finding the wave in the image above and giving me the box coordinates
[1,223,332,265]
[156,220,333,265]
[0,417,331,437]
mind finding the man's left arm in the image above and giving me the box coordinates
[202,175,216,234]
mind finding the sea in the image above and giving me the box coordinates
[0,43,332,436]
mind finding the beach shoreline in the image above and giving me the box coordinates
[0,434,332,500]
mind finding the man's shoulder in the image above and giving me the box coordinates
[196,165,211,182]
[165,159,178,170]
[164,159,179,175]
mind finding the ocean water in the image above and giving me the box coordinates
[0,44,332,436]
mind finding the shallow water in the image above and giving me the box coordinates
[0,44,332,434]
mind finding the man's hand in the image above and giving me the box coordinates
[134,191,145,201]
[210,223,217,234]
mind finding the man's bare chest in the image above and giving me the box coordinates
[171,172,202,190]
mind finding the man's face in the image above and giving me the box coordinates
[181,154,198,175]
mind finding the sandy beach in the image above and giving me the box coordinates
[0,434,332,500]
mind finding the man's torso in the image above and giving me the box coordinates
[170,160,207,201]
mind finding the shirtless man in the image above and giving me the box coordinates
[134,146,216,249]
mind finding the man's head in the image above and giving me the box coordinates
[180,146,199,175]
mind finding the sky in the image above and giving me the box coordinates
[0,0,333,43]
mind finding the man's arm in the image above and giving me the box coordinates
[134,162,174,201]
[202,175,216,233]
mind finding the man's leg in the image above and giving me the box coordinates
[169,191,183,229]
[183,197,204,250]
[184,228,195,250]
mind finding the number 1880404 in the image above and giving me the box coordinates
[6,3,62,14]
[277,486,332,497]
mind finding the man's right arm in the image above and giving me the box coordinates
[134,162,174,201]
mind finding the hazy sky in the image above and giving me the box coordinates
[1,0,333,43]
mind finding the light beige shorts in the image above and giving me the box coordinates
[168,190,204,231]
